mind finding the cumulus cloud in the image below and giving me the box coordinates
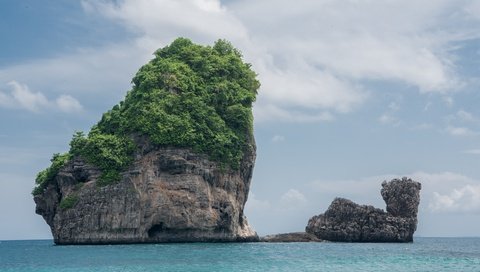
[0,81,82,113]
[378,114,401,126]
[55,95,83,113]
[456,110,475,122]
[2,0,479,122]
[254,104,334,123]
[0,44,145,97]
[280,189,307,208]
[444,110,478,137]
[83,0,248,43]
[446,126,476,136]
[430,185,480,213]
[420,171,480,213]
[0,81,49,112]
[232,0,469,91]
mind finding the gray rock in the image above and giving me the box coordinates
[34,143,258,244]
[305,177,421,242]
[260,232,322,242]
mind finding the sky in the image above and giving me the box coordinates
[1,0,480,240]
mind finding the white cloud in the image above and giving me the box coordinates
[410,172,480,213]
[378,113,401,126]
[446,126,476,136]
[234,0,471,91]
[0,81,82,113]
[1,0,479,122]
[55,95,83,113]
[254,104,334,123]
[254,60,367,115]
[0,43,145,97]
[74,0,479,121]
[430,185,480,213]
[456,110,475,122]
[463,149,480,155]
[280,189,307,208]
[0,81,49,112]
[244,193,271,211]
[464,0,480,20]
[443,96,454,107]
[83,0,248,43]
[271,135,285,143]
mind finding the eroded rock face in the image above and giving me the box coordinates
[34,143,258,244]
[305,177,421,242]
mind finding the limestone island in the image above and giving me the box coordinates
[306,177,421,242]
[260,177,421,243]
[33,38,260,244]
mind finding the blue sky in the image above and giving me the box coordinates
[1,0,480,240]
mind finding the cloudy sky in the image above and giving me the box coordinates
[1,0,480,240]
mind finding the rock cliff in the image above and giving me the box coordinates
[33,38,260,244]
[305,177,421,242]
[34,144,257,244]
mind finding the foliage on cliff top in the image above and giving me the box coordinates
[33,153,69,195]
[96,38,259,166]
[33,38,259,194]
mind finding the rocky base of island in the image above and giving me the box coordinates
[260,232,322,242]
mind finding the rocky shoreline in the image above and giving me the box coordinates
[260,232,321,243]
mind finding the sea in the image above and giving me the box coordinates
[0,238,479,271]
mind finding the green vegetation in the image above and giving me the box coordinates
[32,38,259,195]
[97,38,259,167]
[59,195,78,210]
[32,153,69,195]
[69,130,134,186]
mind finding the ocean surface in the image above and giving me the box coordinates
[0,238,479,271]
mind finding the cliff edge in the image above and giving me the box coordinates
[306,177,421,242]
[33,38,260,244]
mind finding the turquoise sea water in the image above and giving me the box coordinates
[0,238,479,271]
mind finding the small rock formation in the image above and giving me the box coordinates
[261,232,321,242]
[306,177,421,242]
[34,145,258,244]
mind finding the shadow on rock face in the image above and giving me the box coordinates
[305,177,421,243]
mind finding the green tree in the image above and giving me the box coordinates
[33,38,259,194]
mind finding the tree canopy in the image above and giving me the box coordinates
[33,38,259,195]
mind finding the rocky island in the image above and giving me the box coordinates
[33,38,260,244]
[306,177,421,242]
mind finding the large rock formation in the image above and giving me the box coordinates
[306,177,421,242]
[33,38,260,244]
[34,144,257,244]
